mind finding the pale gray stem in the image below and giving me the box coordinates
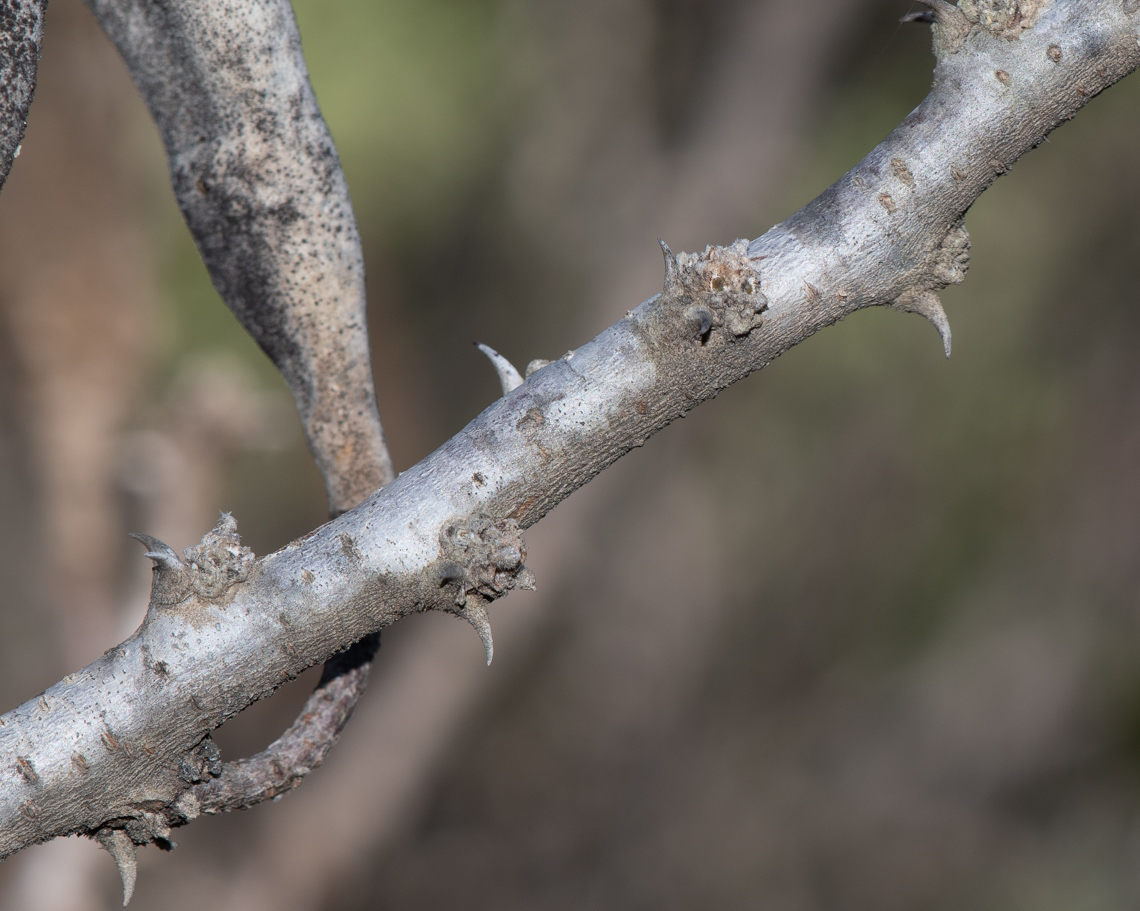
[85,0,395,512]
[0,0,46,194]
[1,0,1137,872]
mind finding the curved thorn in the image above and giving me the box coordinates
[128,533,183,568]
[475,343,524,396]
[144,553,185,572]
[461,601,494,666]
[894,290,952,358]
[659,239,681,295]
[95,829,137,906]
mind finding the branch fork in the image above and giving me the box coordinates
[3,2,1140,903]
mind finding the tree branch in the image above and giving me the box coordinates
[189,6,877,907]
[85,0,395,510]
[190,631,379,813]
[0,0,46,194]
[2,0,1138,886]
[81,0,400,848]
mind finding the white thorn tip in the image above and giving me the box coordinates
[894,291,952,358]
[475,343,524,396]
[659,239,681,290]
[129,533,183,567]
[95,829,137,906]
[462,603,494,665]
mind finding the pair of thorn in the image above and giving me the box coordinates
[128,533,182,571]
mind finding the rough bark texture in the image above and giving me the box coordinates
[80,0,399,828]
[180,6,877,908]
[2,0,1139,877]
[191,632,379,813]
[0,0,46,193]
[86,0,394,513]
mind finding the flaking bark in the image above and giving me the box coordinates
[2,0,1139,873]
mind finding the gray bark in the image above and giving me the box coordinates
[85,0,394,512]
[191,5,875,908]
[82,0,399,829]
[0,0,46,193]
[2,0,1138,890]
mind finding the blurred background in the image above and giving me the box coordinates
[1,0,1140,908]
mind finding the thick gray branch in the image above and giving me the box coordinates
[2,0,1138,867]
[83,0,399,828]
[0,0,46,194]
[86,0,395,512]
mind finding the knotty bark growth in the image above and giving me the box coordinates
[1,0,1139,902]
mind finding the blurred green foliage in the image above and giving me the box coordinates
[153,0,507,378]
